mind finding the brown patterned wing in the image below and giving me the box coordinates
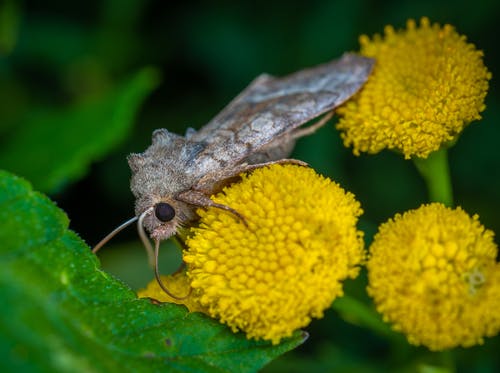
[187,53,374,173]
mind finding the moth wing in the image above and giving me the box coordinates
[187,53,374,172]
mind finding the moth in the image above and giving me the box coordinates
[93,53,373,296]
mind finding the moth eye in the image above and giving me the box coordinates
[154,202,175,222]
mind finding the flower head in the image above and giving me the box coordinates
[337,17,491,159]
[367,203,500,350]
[137,271,206,313]
[183,164,365,344]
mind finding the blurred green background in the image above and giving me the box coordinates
[1,0,499,371]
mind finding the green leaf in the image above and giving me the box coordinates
[0,170,305,373]
[0,68,159,193]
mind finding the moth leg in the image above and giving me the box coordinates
[245,112,334,164]
[176,190,248,225]
[234,158,308,174]
[289,111,334,140]
[192,158,308,195]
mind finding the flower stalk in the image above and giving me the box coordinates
[413,148,454,207]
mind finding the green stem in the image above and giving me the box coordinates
[413,148,454,206]
[331,295,397,340]
[439,350,456,373]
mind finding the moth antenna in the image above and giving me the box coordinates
[92,216,139,254]
[154,238,191,300]
[137,207,155,268]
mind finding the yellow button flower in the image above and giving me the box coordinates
[337,17,491,159]
[137,271,206,313]
[183,164,365,344]
[367,203,500,350]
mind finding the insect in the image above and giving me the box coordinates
[93,53,374,297]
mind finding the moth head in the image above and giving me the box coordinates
[92,197,191,301]
[138,198,188,242]
[128,134,198,241]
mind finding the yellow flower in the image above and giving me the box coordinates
[137,271,206,313]
[367,203,500,350]
[337,17,491,159]
[183,164,365,344]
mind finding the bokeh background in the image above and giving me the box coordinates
[1,0,499,371]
